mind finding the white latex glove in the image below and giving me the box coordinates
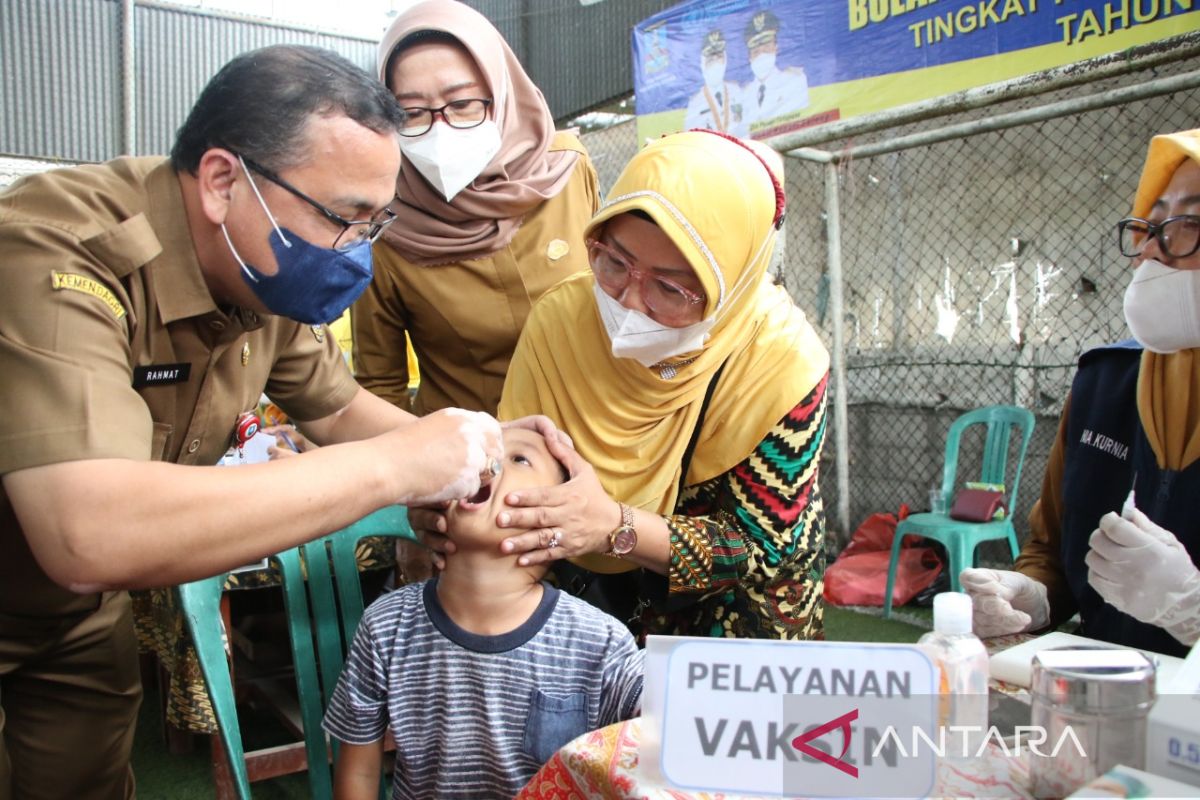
[1086,508,1200,646]
[960,568,1050,638]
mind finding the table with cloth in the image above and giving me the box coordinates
[515,716,1036,800]
[132,538,394,734]
[517,633,1040,800]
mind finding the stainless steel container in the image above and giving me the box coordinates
[1029,646,1156,798]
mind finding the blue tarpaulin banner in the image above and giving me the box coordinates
[633,0,1199,141]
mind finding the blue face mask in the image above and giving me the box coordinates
[222,160,374,325]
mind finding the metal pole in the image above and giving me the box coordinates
[771,32,1200,153]
[121,0,136,155]
[788,147,835,164]
[823,160,852,542]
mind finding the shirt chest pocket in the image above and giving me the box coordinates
[522,689,588,763]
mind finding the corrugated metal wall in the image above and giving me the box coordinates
[2,0,671,163]
[1,0,122,162]
[1,0,376,162]
[462,0,675,121]
[134,4,375,157]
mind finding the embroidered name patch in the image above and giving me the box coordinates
[133,363,191,388]
[1080,428,1130,461]
[50,271,126,319]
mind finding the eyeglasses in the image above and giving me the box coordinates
[239,156,398,251]
[1117,215,1200,260]
[399,98,493,137]
[586,238,706,321]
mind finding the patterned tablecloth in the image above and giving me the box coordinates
[515,717,1035,800]
[517,633,1043,800]
[132,536,394,734]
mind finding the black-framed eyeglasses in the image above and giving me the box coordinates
[1117,215,1200,260]
[399,98,493,137]
[238,155,398,251]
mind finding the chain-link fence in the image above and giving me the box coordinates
[581,41,1200,561]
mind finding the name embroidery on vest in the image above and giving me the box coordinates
[1080,428,1130,461]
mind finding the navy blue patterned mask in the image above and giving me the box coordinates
[222,159,374,325]
[226,224,373,325]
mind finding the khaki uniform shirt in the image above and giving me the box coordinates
[353,134,600,416]
[0,157,359,618]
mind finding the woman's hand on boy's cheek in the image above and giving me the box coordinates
[497,447,620,566]
[407,501,455,569]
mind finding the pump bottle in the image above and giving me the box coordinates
[918,591,989,758]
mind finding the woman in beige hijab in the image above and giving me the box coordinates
[353,0,599,421]
[354,0,599,584]
[962,128,1200,657]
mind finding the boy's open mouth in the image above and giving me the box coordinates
[461,482,492,508]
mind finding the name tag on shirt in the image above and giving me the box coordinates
[133,363,191,388]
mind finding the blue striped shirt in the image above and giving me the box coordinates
[323,579,644,799]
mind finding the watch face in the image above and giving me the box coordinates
[612,526,637,556]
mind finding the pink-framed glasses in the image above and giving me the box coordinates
[586,238,706,321]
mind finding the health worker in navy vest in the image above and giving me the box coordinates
[962,128,1200,657]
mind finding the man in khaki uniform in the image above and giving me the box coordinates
[0,45,511,799]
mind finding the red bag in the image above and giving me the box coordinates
[823,511,945,607]
[949,488,1007,522]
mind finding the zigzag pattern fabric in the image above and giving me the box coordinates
[646,374,829,640]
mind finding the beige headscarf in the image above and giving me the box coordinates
[500,131,830,572]
[1131,129,1200,471]
[377,0,578,265]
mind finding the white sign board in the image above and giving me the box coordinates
[642,636,938,797]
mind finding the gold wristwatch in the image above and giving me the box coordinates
[607,502,638,558]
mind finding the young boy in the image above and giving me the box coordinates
[323,427,644,799]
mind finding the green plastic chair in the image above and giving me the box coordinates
[882,405,1036,618]
[177,505,416,799]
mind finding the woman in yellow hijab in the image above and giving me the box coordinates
[962,128,1200,657]
[496,130,831,640]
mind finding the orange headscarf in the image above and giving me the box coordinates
[1130,128,1200,471]
[500,132,829,570]
[376,0,578,265]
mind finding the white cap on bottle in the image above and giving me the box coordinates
[933,591,973,635]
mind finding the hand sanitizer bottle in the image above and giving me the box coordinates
[918,592,989,758]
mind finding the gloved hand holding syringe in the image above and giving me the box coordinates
[1086,474,1200,646]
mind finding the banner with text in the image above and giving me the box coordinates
[632,0,1200,142]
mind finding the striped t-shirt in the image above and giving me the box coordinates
[323,579,644,800]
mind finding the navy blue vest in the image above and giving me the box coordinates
[1060,340,1200,657]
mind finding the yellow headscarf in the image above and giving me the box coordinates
[500,131,829,570]
[1130,128,1200,470]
